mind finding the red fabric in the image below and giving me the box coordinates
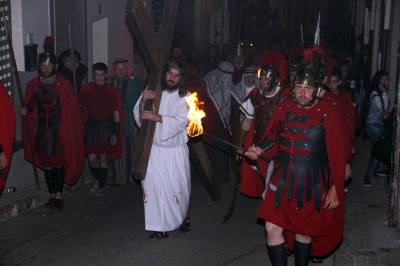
[257,99,346,257]
[240,121,266,198]
[0,85,16,191]
[303,46,333,80]
[79,82,123,159]
[22,75,85,185]
[320,91,354,162]
[337,91,357,143]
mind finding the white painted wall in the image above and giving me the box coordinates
[92,17,108,64]
[21,0,51,52]
[86,0,134,78]
[11,0,51,71]
[11,0,24,71]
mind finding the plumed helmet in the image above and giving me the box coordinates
[257,49,288,90]
[39,52,57,65]
[301,45,333,87]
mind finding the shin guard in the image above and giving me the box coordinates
[45,168,56,194]
[267,243,287,266]
[294,240,311,266]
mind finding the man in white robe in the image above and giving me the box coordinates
[133,60,190,240]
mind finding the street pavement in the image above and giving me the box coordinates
[0,139,400,266]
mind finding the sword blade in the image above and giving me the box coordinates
[203,133,243,153]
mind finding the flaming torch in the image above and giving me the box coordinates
[186,92,206,137]
[185,92,243,152]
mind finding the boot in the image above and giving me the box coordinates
[55,167,65,194]
[45,168,56,194]
[267,243,287,266]
[54,198,64,210]
[294,240,311,266]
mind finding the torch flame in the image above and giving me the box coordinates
[185,92,206,137]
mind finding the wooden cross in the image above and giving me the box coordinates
[126,0,180,179]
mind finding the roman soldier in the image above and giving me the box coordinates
[240,49,288,198]
[305,46,354,180]
[79,62,123,196]
[245,54,346,264]
[0,84,16,196]
[21,52,85,209]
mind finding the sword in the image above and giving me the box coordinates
[202,133,244,154]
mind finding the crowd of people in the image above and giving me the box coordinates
[0,36,394,265]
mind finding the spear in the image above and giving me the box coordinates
[314,12,320,46]
[300,24,304,48]
[68,21,78,94]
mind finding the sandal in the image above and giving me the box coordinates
[310,258,324,264]
[45,198,56,209]
[95,188,104,197]
[148,231,169,240]
[179,217,191,233]
[90,184,99,194]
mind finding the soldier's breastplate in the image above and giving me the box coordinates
[278,113,327,166]
[35,87,61,127]
[273,112,329,211]
[253,96,278,143]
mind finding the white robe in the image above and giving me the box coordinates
[133,90,190,232]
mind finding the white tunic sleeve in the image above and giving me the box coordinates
[133,94,143,128]
[158,97,188,142]
[241,98,255,119]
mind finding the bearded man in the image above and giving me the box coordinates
[133,60,191,240]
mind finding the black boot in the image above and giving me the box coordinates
[44,169,56,208]
[54,168,65,210]
[54,198,64,210]
[55,167,65,194]
[45,169,56,194]
[267,243,287,266]
[294,240,311,266]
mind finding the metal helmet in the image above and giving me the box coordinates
[38,52,57,76]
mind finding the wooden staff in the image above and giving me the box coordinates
[1,10,40,190]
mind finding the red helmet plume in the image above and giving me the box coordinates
[258,49,288,83]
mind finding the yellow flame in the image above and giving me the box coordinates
[257,68,261,78]
[185,92,206,137]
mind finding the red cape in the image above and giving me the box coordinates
[0,85,16,191]
[79,82,123,159]
[22,75,85,185]
[337,91,357,143]
[321,91,354,162]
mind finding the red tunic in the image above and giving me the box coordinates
[240,88,282,197]
[0,85,16,192]
[257,98,346,257]
[337,91,357,143]
[22,75,85,185]
[79,82,123,159]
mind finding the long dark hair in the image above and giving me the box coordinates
[162,60,188,97]
[361,70,389,125]
[369,70,388,94]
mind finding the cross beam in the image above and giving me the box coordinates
[126,0,180,179]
